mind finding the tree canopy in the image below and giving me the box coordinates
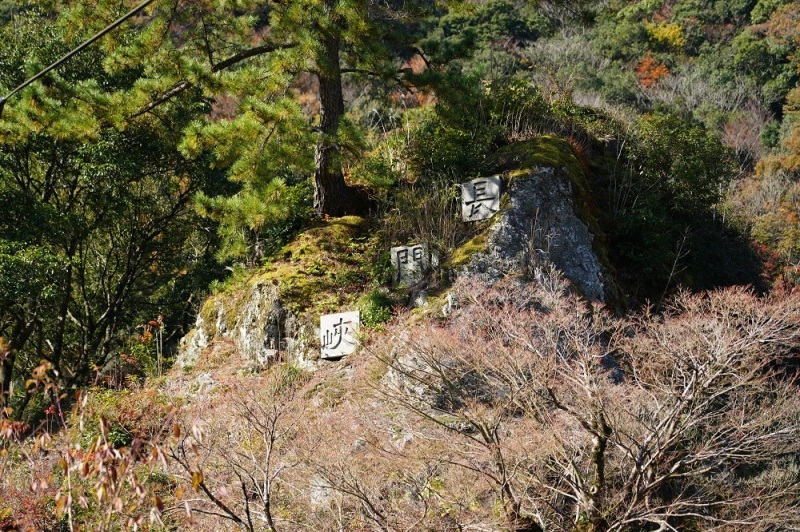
[0,10,220,403]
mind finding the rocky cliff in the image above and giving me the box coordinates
[177,216,377,369]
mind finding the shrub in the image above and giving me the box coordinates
[377,276,800,530]
[608,112,738,299]
[404,94,498,183]
[357,290,395,328]
[635,52,672,88]
[379,180,473,263]
[645,20,687,51]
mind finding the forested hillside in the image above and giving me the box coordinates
[1,0,800,530]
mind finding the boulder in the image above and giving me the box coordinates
[176,216,370,371]
[459,165,610,302]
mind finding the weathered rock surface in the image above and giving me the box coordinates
[176,216,373,371]
[176,282,314,370]
[176,148,615,373]
[459,166,611,303]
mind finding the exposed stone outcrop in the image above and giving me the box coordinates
[176,137,619,373]
[458,166,610,302]
[176,216,371,371]
[176,282,314,370]
[442,135,621,304]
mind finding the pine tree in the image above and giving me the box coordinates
[47,0,446,218]
[0,10,217,406]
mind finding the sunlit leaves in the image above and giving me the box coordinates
[0,242,65,305]
[645,20,686,51]
[182,96,312,176]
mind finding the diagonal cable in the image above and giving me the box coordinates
[0,0,159,117]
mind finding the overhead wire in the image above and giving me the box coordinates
[0,0,160,117]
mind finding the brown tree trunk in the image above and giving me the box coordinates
[313,0,349,217]
[51,240,77,375]
[1,320,36,407]
[585,410,611,531]
[0,347,15,406]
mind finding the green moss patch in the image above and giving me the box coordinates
[494,135,585,189]
[445,231,490,269]
[202,216,386,326]
[255,216,378,315]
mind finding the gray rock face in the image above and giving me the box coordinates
[461,167,609,303]
[234,283,287,366]
[176,282,314,370]
[177,165,611,371]
[176,320,207,369]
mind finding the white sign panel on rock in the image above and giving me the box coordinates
[461,175,501,222]
[320,310,360,359]
[390,243,431,285]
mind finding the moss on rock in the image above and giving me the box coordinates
[178,216,389,369]
[445,231,491,269]
[495,135,584,180]
[254,215,376,315]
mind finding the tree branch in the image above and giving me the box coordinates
[128,42,297,119]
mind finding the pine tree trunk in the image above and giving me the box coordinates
[313,0,348,217]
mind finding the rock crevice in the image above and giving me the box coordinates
[177,282,313,370]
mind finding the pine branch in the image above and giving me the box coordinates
[128,42,297,119]
[212,43,296,72]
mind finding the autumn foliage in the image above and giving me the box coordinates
[3,263,800,530]
[635,52,671,88]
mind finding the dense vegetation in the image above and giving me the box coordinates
[1,0,800,529]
